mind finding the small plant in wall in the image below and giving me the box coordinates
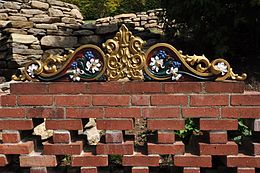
[230,118,252,145]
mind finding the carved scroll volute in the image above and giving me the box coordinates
[103,24,145,81]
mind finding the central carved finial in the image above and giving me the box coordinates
[103,24,145,81]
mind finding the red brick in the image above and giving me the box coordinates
[18,95,53,106]
[182,108,219,118]
[30,167,47,173]
[199,119,238,130]
[253,143,260,155]
[54,95,91,106]
[147,141,184,154]
[46,119,83,130]
[96,118,133,130]
[104,108,141,118]
[190,95,229,106]
[122,153,160,166]
[105,130,123,143]
[173,154,212,167]
[0,141,34,154]
[10,83,48,95]
[132,167,149,173]
[157,130,175,144]
[66,108,104,118]
[0,108,25,118]
[221,108,260,118]
[20,154,57,167]
[53,130,71,143]
[123,82,162,94]
[164,82,202,93]
[143,108,180,118]
[209,131,228,144]
[151,95,188,106]
[237,168,255,173]
[148,119,185,130]
[0,119,34,130]
[93,95,130,106]
[131,95,150,106]
[96,141,134,155]
[2,130,21,143]
[49,83,86,94]
[183,167,200,173]
[227,154,260,167]
[199,142,238,155]
[27,108,65,118]
[254,119,260,131]
[0,95,16,106]
[43,141,83,155]
[232,92,260,106]
[204,82,244,93]
[87,82,123,94]
[0,154,9,166]
[72,152,108,167]
[81,167,97,173]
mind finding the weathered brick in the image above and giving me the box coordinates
[53,130,71,143]
[0,95,16,106]
[87,82,123,94]
[147,119,185,130]
[231,92,260,106]
[30,167,47,173]
[164,82,202,93]
[157,130,175,144]
[227,154,260,167]
[208,131,228,144]
[49,83,86,94]
[0,154,9,167]
[96,118,133,130]
[43,141,83,155]
[27,108,65,118]
[81,167,97,173]
[182,108,220,118]
[151,95,188,106]
[46,119,83,130]
[54,95,91,106]
[131,95,150,106]
[199,119,238,130]
[123,82,162,94]
[204,82,244,93]
[93,95,130,106]
[143,108,180,118]
[173,154,212,167]
[96,141,134,155]
[18,95,53,106]
[2,130,21,143]
[0,141,34,154]
[105,130,123,143]
[66,108,104,118]
[253,143,260,155]
[0,108,25,118]
[237,168,255,173]
[147,141,184,154]
[0,119,34,130]
[190,95,229,106]
[72,152,108,167]
[199,142,238,155]
[122,153,160,166]
[221,108,260,118]
[10,83,48,95]
[20,154,57,167]
[104,108,141,118]
[132,167,149,173]
[183,167,200,173]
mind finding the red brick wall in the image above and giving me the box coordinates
[0,82,260,173]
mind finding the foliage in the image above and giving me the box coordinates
[232,118,252,145]
[161,0,260,78]
[62,0,161,19]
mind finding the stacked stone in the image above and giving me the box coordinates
[96,9,164,31]
[0,0,84,79]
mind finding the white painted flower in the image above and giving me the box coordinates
[149,55,165,72]
[166,67,182,81]
[86,58,102,73]
[27,64,38,78]
[215,62,228,75]
[69,68,81,81]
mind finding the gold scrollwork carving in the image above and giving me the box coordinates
[103,24,146,81]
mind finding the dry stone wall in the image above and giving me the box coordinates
[0,1,164,81]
